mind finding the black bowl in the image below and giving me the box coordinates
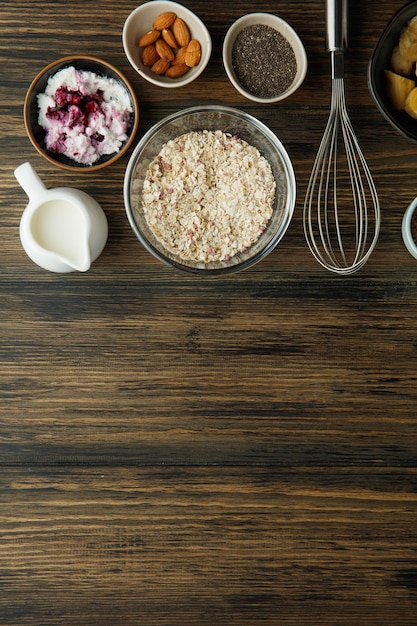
[368,1,417,142]
[24,55,139,171]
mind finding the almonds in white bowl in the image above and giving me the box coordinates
[122,1,211,89]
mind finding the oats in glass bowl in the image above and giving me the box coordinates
[124,106,296,275]
[141,130,276,263]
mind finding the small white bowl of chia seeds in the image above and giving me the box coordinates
[223,13,307,104]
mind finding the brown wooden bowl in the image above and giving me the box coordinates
[24,55,139,172]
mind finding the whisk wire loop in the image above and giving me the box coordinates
[303,75,380,274]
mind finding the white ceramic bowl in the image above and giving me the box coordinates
[223,13,307,104]
[122,0,211,88]
[402,197,417,260]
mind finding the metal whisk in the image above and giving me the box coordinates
[303,0,380,274]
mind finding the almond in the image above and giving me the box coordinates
[172,46,188,65]
[142,44,160,67]
[165,63,190,78]
[155,38,175,62]
[138,29,160,48]
[162,28,178,49]
[151,58,170,75]
[185,39,201,67]
[173,17,190,47]
[152,11,176,31]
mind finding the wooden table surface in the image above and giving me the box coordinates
[2,0,417,624]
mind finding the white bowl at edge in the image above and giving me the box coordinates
[402,197,417,260]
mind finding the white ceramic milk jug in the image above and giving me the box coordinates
[15,162,108,273]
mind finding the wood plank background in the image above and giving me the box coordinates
[1,0,417,624]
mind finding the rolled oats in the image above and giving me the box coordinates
[141,130,275,263]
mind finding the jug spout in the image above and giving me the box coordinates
[65,246,91,273]
[55,232,92,272]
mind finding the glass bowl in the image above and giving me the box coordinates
[123,105,296,275]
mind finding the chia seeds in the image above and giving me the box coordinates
[232,24,297,99]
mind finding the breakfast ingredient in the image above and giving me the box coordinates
[155,37,175,62]
[151,58,170,76]
[152,12,176,31]
[138,29,160,48]
[138,12,201,78]
[31,199,87,269]
[142,44,160,67]
[139,130,276,264]
[232,24,297,99]
[172,46,187,65]
[387,15,417,117]
[411,207,417,245]
[165,63,190,78]
[398,18,417,62]
[405,87,417,118]
[384,69,414,110]
[173,17,191,47]
[390,45,413,75]
[185,39,201,67]
[37,66,133,165]
[162,28,178,49]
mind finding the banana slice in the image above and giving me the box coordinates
[385,70,415,110]
[405,87,417,118]
[390,45,413,76]
[398,26,417,62]
[408,15,417,37]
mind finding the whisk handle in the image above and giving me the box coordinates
[326,0,348,53]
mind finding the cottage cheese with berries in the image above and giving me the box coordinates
[37,66,133,165]
[141,130,276,263]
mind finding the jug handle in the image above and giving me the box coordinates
[14,162,47,202]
